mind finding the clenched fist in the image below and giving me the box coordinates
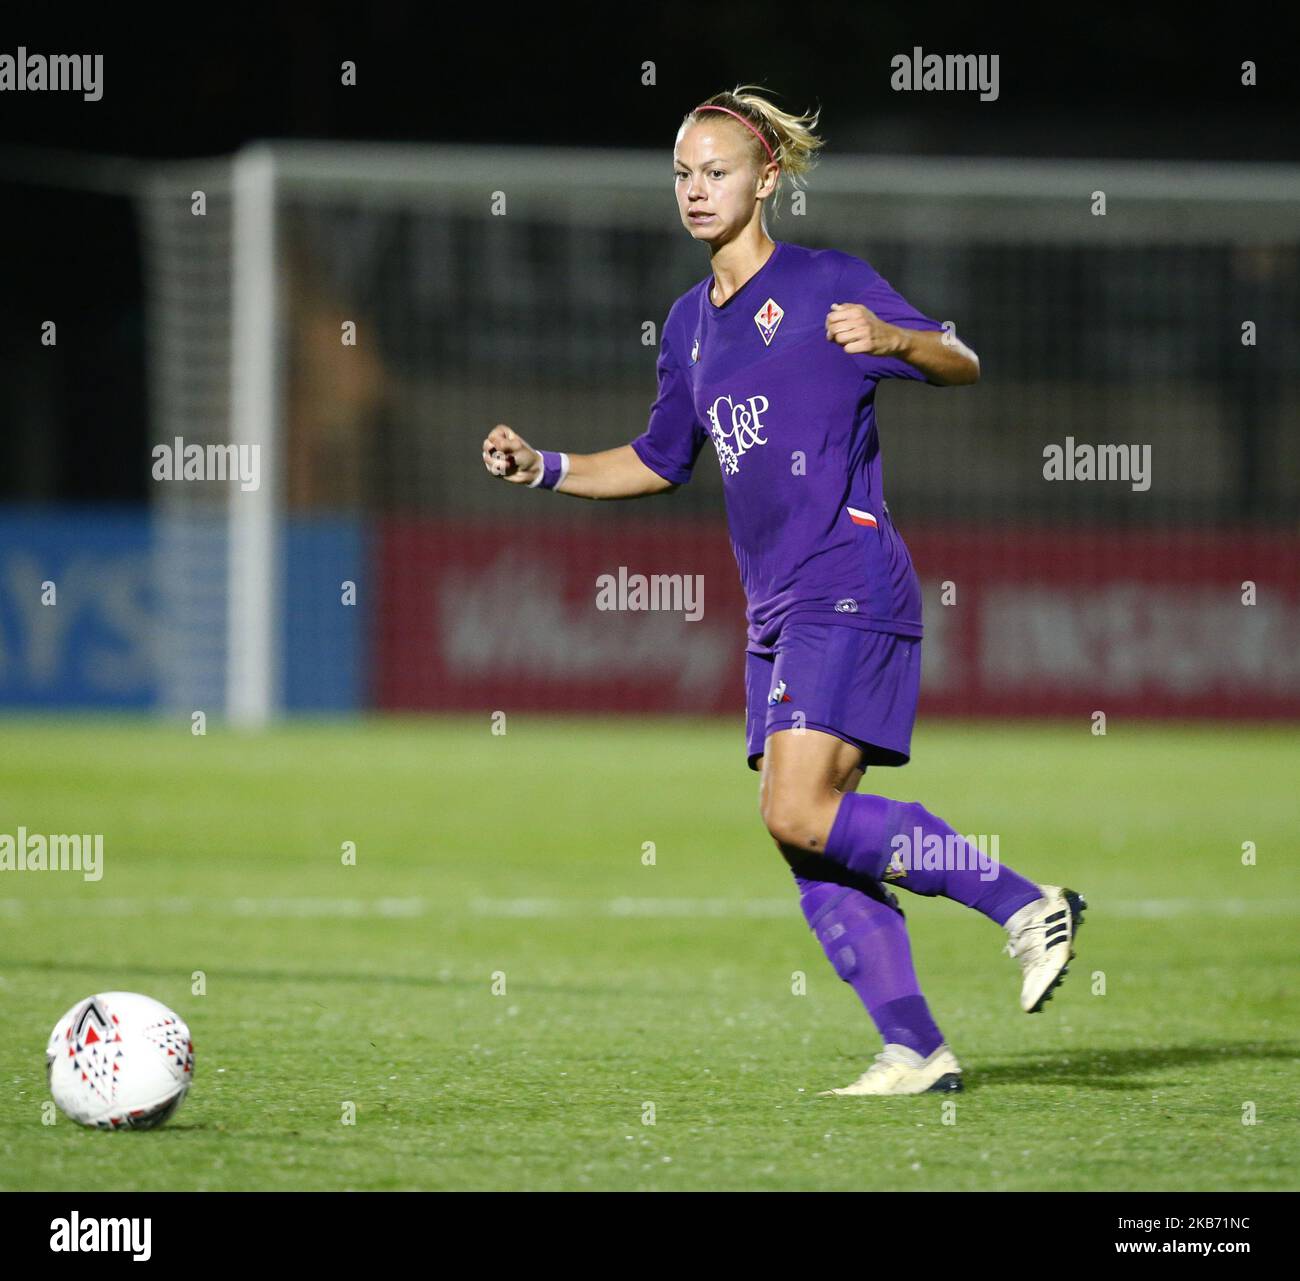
[482,424,540,485]
[825,303,907,357]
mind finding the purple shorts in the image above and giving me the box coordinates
[745,620,921,772]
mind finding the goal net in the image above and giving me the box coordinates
[139,144,1300,724]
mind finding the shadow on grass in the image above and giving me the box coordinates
[959,1041,1300,1091]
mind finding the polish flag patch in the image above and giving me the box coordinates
[847,506,878,528]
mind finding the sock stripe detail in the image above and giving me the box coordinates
[803,887,854,930]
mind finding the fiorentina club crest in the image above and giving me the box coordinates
[753,297,783,346]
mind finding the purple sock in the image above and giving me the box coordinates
[797,876,944,1058]
[824,794,1042,926]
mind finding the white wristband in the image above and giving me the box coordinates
[528,450,570,491]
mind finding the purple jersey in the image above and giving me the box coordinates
[631,240,944,654]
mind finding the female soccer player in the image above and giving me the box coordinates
[481,85,1085,1096]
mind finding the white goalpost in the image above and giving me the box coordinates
[227,144,281,728]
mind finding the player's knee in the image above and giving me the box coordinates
[761,794,819,851]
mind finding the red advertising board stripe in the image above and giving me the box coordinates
[376,516,747,715]
[375,519,1300,719]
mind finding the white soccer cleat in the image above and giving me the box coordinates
[817,1043,963,1096]
[1003,885,1087,1013]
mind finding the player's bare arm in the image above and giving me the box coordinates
[825,302,980,385]
[481,424,676,498]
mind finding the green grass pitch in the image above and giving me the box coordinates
[1,715,1297,1191]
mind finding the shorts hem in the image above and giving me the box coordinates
[747,720,911,771]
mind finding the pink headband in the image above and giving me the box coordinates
[693,104,777,165]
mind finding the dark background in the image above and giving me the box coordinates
[2,2,1297,503]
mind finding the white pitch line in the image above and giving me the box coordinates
[468,896,1300,920]
[0,896,1296,921]
[471,896,795,919]
[0,896,427,919]
[1105,897,1300,920]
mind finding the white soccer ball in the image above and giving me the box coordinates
[46,992,195,1130]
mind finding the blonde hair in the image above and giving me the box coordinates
[682,83,824,215]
